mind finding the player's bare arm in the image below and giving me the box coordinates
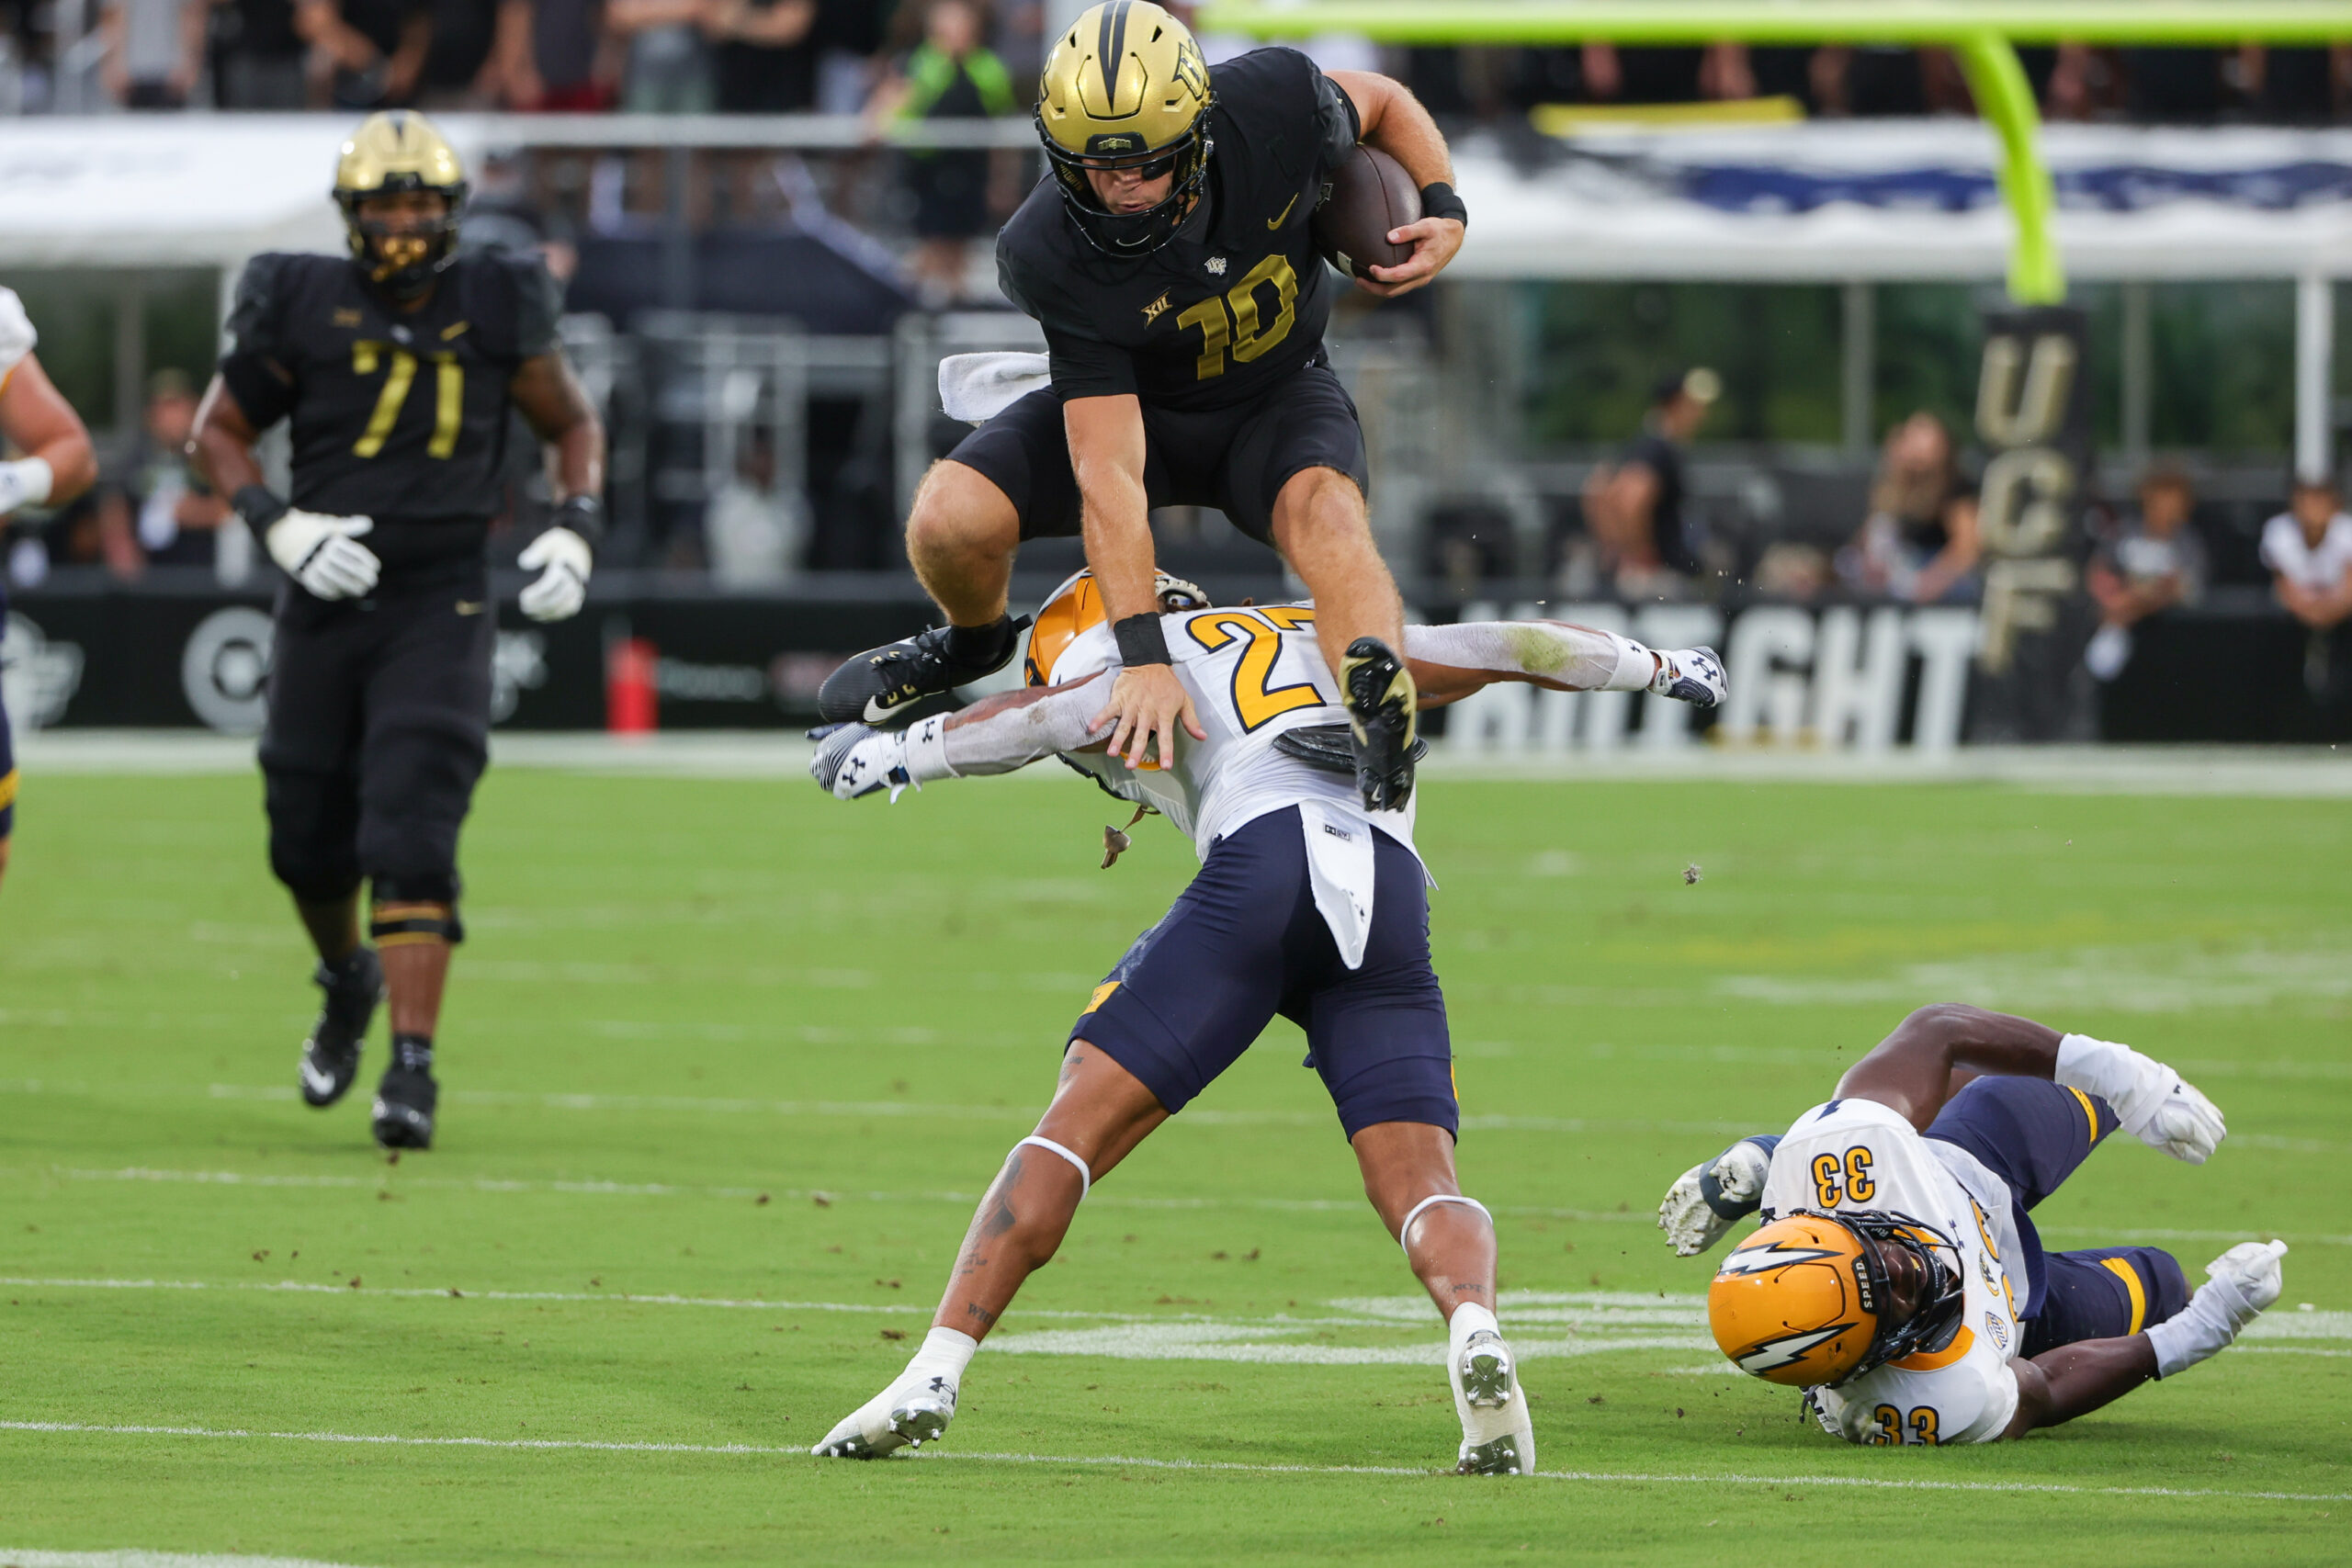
[509,351,605,501]
[1327,71,1464,299]
[1064,393,1204,767]
[189,374,268,494]
[0,352,98,512]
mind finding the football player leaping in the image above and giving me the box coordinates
[191,112,605,1150]
[807,570,1724,1473]
[1657,1005,2289,1444]
[820,1,1468,815]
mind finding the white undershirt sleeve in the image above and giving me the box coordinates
[924,671,1114,779]
[1404,620,1655,693]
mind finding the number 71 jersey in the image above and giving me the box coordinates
[219,249,563,522]
[1048,603,1414,860]
[1758,1097,2027,1446]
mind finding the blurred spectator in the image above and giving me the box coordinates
[608,0,711,112]
[517,0,615,108]
[97,369,235,578]
[101,0,203,107]
[707,0,814,113]
[869,0,1012,308]
[1581,366,1716,599]
[704,429,806,586]
[296,0,434,107]
[811,0,886,112]
[414,0,526,107]
[1838,411,1981,604]
[2242,44,2351,124]
[1579,42,1753,105]
[2123,47,2228,122]
[209,0,310,107]
[2083,465,2207,682]
[2262,476,2352,694]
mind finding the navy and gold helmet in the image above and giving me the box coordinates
[1035,2,1215,257]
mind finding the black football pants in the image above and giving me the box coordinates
[259,569,493,914]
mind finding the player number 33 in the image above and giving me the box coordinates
[1811,1145,1876,1208]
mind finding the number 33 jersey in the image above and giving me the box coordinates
[997,46,1359,414]
[1760,1097,2027,1446]
[218,250,563,541]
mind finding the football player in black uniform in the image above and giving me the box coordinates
[191,111,605,1151]
[820,1,1465,810]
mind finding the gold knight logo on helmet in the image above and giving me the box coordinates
[333,110,469,299]
[1035,2,1216,256]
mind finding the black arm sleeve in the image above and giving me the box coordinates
[1313,67,1362,172]
[218,253,298,431]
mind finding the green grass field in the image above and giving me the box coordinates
[2,761,2347,1564]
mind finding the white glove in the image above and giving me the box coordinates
[1657,1137,1774,1258]
[266,509,379,600]
[2056,1033,2226,1164]
[517,525,592,622]
[808,716,954,802]
[0,456,53,515]
[2144,1239,2286,1378]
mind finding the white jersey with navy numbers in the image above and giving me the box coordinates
[0,288,38,391]
[1047,604,1417,864]
[1760,1097,2026,1446]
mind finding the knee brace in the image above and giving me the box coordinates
[1398,1193,1492,1256]
[370,899,464,947]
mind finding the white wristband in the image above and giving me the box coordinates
[0,456,53,511]
[900,715,957,783]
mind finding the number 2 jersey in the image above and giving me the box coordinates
[218,248,563,579]
[1042,602,1417,868]
[1760,1097,2028,1445]
[997,47,1359,413]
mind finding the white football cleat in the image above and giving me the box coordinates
[1452,1329,1535,1474]
[810,1368,959,1459]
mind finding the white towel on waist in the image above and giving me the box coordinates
[1298,799,1378,971]
[939,352,1053,423]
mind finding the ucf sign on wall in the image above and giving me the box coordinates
[1442,602,1980,757]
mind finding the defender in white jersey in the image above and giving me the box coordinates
[1657,1003,2289,1445]
[0,286,99,891]
[806,570,1724,1472]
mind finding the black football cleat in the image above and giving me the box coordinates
[371,1055,438,1151]
[817,615,1031,729]
[1340,637,1419,814]
[298,947,383,1109]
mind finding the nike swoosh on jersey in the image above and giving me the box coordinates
[1268,195,1298,229]
[455,601,484,615]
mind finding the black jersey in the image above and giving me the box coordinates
[219,248,562,572]
[997,47,1359,414]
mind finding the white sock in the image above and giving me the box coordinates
[905,1325,978,1386]
[1448,1301,1500,1356]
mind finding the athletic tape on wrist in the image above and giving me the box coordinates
[1398,1193,1491,1256]
[553,493,605,547]
[1419,181,1468,228]
[233,484,289,530]
[1114,614,1172,668]
[1014,1134,1091,1201]
[1699,1134,1780,1222]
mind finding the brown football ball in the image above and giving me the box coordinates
[1311,145,1419,281]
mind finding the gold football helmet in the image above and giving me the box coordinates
[333,110,469,300]
[1708,1210,1964,1387]
[1035,1,1214,256]
[1025,568,1209,687]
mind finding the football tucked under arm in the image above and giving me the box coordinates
[1403,620,1657,707]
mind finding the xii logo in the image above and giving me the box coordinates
[1140,292,1171,325]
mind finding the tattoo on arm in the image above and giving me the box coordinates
[962,1302,999,1328]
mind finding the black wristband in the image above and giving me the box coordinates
[1113,614,1172,668]
[232,484,289,530]
[1419,181,1467,228]
[553,492,605,547]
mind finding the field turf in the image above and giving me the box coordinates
[1,761,2347,1564]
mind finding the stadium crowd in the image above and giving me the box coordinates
[2,0,2348,126]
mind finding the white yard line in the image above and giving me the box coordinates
[3,1420,2348,1503]
[0,1551,378,1568]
